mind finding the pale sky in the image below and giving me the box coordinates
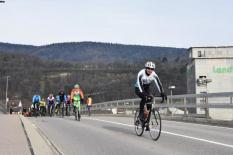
[0,0,233,48]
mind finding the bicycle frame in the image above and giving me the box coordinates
[134,97,162,141]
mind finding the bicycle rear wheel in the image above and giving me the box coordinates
[74,106,77,120]
[134,109,144,136]
[149,109,161,141]
[62,102,65,118]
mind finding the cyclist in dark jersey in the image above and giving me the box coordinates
[135,61,167,129]
[66,95,72,116]
[58,89,66,102]
[58,89,66,117]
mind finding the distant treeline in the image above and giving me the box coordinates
[0,52,188,108]
[0,42,188,107]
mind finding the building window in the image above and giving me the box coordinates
[198,51,205,57]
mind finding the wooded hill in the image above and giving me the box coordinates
[0,42,187,62]
[0,42,188,107]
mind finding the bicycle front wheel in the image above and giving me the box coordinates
[149,109,161,141]
[134,109,144,136]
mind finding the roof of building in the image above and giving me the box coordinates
[188,46,233,51]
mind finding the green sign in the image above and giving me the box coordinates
[213,66,233,73]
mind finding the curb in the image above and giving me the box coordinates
[34,122,64,155]
[19,117,35,155]
[19,115,63,155]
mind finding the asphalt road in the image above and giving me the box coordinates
[29,115,233,155]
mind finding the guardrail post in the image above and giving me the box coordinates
[230,96,233,104]
[132,101,134,114]
[167,97,171,116]
[205,95,210,119]
[184,97,188,116]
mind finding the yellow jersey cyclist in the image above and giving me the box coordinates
[39,98,46,116]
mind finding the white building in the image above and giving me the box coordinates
[186,46,233,120]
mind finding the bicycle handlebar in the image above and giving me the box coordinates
[145,95,167,104]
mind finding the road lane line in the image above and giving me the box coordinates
[163,120,233,130]
[161,131,233,149]
[84,117,233,149]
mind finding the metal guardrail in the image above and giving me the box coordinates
[81,92,233,120]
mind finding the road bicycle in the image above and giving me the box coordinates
[39,106,46,116]
[32,103,39,117]
[66,103,71,116]
[87,105,92,116]
[73,100,81,121]
[61,101,66,118]
[48,103,54,117]
[134,96,163,141]
[55,102,61,116]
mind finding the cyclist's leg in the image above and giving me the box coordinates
[65,104,68,115]
[37,103,40,116]
[67,104,71,116]
[43,106,46,116]
[135,88,147,120]
[41,106,44,116]
[48,104,51,115]
[145,104,152,131]
[39,106,42,115]
[32,103,35,116]
[42,106,44,116]
[88,106,91,116]
[146,104,152,122]
[35,103,38,116]
[54,104,57,114]
[32,103,35,111]
[52,104,55,115]
[77,101,81,120]
[73,105,77,120]
[57,103,61,115]
[61,101,64,117]
[73,104,76,114]
[58,103,61,115]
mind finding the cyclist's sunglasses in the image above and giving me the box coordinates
[146,67,154,70]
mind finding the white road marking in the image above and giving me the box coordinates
[84,117,233,149]
[163,120,233,130]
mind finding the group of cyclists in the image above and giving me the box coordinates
[28,61,167,130]
[30,84,93,121]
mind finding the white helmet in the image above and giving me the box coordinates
[74,84,80,88]
[145,61,155,69]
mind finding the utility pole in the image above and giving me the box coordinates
[5,76,9,109]
[168,85,176,104]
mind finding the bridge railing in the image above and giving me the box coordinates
[81,92,233,120]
